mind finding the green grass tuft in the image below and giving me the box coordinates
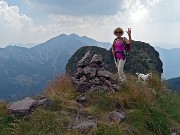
[95,123,123,135]
[147,109,170,135]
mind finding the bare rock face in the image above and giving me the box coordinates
[66,44,163,77]
[6,97,36,115]
[71,51,118,93]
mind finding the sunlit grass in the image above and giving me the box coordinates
[0,73,179,135]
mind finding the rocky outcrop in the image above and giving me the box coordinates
[66,41,163,77]
[6,97,36,115]
[71,51,118,93]
[6,96,53,115]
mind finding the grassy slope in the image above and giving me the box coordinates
[0,73,180,135]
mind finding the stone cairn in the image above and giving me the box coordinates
[71,50,118,93]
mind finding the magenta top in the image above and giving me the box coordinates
[115,40,125,60]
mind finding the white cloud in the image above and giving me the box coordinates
[128,0,149,23]
[0,1,63,47]
[0,0,180,48]
[147,0,162,6]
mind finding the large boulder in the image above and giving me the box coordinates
[66,41,163,77]
[6,96,54,115]
[6,97,36,115]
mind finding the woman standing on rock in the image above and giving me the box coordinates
[112,27,132,81]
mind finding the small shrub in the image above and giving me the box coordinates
[147,73,165,92]
[121,79,155,106]
[0,101,6,116]
[147,109,170,135]
[85,92,114,116]
[45,74,76,110]
[95,123,123,135]
[46,74,75,99]
[0,115,27,135]
[127,109,148,134]
[157,91,180,123]
[27,109,69,135]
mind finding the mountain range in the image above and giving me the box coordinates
[155,46,180,79]
[0,34,111,101]
[0,34,179,101]
[166,77,180,92]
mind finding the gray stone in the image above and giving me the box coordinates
[97,70,113,78]
[89,78,100,85]
[109,111,126,124]
[80,75,87,82]
[72,113,97,131]
[171,132,180,135]
[89,63,99,68]
[35,94,47,100]
[99,66,105,71]
[90,85,109,93]
[123,127,133,134]
[74,71,84,79]
[77,67,83,72]
[83,66,96,76]
[171,131,180,135]
[6,97,36,115]
[90,54,103,65]
[77,82,93,93]
[73,120,97,131]
[71,77,79,86]
[110,78,118,84]
[111,84,118,92]
[104,80,112,87]
[37,98,53,107]
[76,95,87,103]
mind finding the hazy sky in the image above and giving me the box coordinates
[0,0,180,48]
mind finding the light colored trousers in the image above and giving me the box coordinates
[114,58,126,81]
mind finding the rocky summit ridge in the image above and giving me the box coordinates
[1,48,179,135]
[66,41,163,77]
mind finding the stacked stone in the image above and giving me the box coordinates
[71,50,118,93]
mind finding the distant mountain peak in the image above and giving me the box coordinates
[69,33,80,38]
[56,33,68,38]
